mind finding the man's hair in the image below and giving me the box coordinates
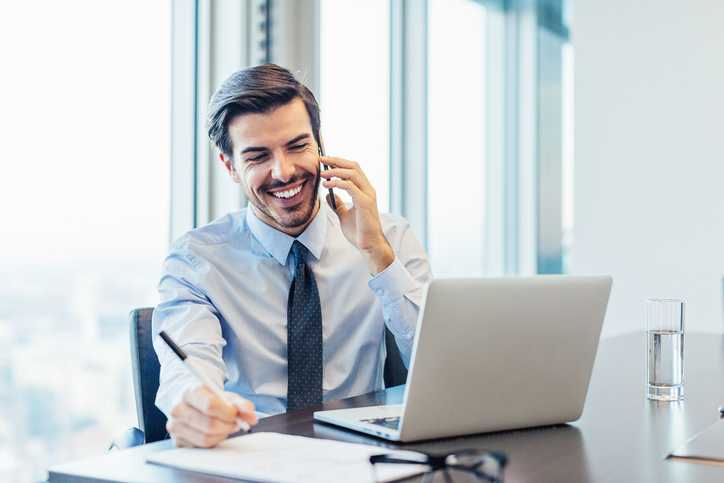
[205,63,321,158]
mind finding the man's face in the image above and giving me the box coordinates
[222,99,321,236]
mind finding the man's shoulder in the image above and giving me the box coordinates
[172,208,251,250]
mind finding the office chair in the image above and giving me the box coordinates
[110,308,168,450]
[110,307,409,449]
[383,325,408,388]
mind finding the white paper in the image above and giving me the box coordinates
[146,432,426,483]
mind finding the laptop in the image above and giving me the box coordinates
[314,275,612,442]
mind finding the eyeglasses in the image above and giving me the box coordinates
[370,448,508,483]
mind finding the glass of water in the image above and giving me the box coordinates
[647,299,684,401]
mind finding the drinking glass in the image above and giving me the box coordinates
[647,299,684,401]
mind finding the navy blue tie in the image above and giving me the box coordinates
[286,240,323,411]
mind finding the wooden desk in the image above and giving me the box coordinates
[48,333,724,482]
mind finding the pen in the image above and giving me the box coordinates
[159,330,251,432]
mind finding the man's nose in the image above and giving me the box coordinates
[270,151,295,181]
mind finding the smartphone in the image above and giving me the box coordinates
[318,131,337,210]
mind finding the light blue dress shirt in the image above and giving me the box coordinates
[152,201,433,416]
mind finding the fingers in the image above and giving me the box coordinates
[326,193,345,214]
[320,165,366,186]
[226,392,259,426]
[322,178,367,201]
[320,157,374,193]
[167,417,228,448]
[166,387,240,448]
[185,386,238,424]
[320,156,360,170]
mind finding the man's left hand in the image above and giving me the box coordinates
[320,156,394,276]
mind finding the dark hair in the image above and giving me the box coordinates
[205,63,321,158]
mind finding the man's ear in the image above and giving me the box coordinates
[220,153,240,184]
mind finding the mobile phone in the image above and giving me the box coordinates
[318,131,337,210]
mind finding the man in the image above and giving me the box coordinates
[152,63,432,448]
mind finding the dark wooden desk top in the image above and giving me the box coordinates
[48,333,724,482]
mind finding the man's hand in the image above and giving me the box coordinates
[320,156,395,276]
[166,386,258,448]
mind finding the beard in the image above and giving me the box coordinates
[243,166,321,232]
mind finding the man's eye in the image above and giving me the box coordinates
[247,154,267,163]
[289,143,307,151]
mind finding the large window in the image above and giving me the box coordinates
[175,0,573,279]
[0,1,170,481]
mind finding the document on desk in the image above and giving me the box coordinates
[668,418,724,466]
[146,432,426,483]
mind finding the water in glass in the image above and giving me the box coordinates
[647,330,684,400]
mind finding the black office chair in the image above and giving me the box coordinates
[111,307,408,449]
[110,308,168,449]
[383,325,408,388]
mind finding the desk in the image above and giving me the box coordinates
[49,333,724,482]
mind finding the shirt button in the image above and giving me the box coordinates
[406,332,413,340]
[377,289,385,297]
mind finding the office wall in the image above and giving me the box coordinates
[572,0,724,337]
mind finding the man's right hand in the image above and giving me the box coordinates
[166,386,258,448]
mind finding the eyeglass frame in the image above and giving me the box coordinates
[370,448,508,483]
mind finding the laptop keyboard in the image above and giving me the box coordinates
[360,416,400,430]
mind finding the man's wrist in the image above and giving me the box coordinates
[361,242,395,277]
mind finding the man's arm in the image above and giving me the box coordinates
[153,244,258,447]
[320,156,396,276]
[320,156,433,363]
[368,219,432,364]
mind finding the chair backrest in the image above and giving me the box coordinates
[383,326,408,387]
[129,308,168,443]
[130,308,408,444]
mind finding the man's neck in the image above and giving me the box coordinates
[251,198,321,238]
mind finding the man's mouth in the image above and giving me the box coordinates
[270,183,303,199]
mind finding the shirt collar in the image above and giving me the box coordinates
[246,199,328,265]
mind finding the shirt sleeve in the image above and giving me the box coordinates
[367,218,433,366]
[152,241,230,416]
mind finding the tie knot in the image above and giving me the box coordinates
[291,240,309,266]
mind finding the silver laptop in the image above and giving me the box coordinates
[314,275,612,442]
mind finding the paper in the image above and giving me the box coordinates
[668,418,724,466]
[146,432,426,483]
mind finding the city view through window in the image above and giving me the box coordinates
[0,1,171,481]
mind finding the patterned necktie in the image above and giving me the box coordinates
[286,240,323,411]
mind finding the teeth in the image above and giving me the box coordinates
[271,185,302,199]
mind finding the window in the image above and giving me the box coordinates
[427,0,488,277]
[424,0,573,277]
[0,1,170,480]
[320,0,391,212]
[177,1,574,278]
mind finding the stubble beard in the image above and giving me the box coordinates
[243,166,321,232]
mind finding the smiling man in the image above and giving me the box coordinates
[152,64,432,448]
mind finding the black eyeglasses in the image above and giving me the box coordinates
[370,448,507,483]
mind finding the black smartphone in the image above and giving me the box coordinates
[318,131,337,210]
